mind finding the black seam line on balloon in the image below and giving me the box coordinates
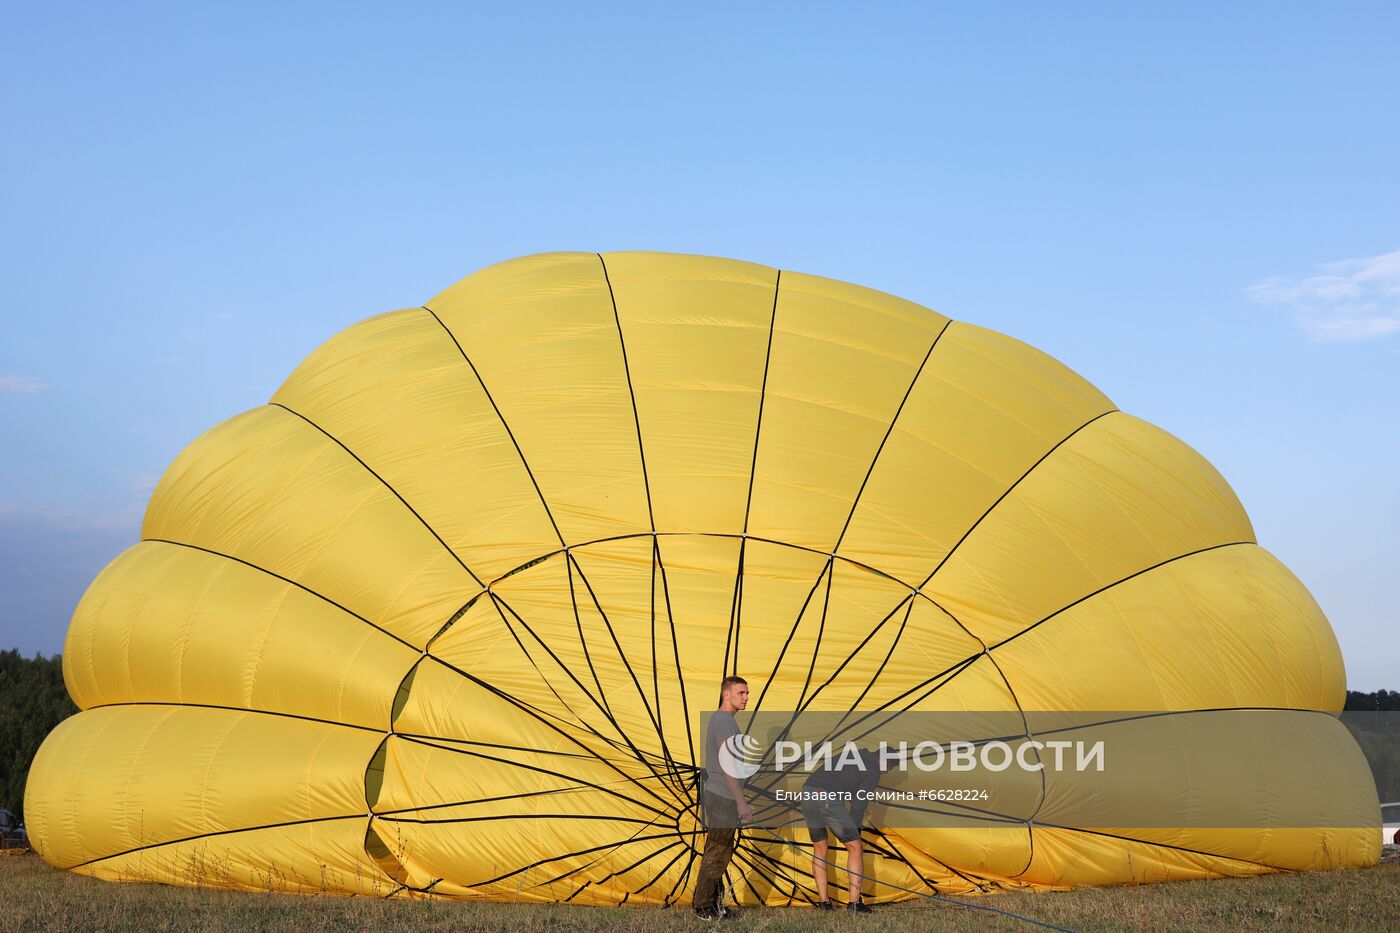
[141,539,422,654]
[468,831,679,888]
[1028,822,1283,871]
[746,315,947,715]
[523,838,679,897]
[376,812,656,826]
[867,825,981,893]
[658,537,697,801]
[988,540,1255,654]
[664,843,700,906]
[831,318,952,554]
[505,798,683,892]
[422,306,567,549]
[268,402,486,589]
[727,270,781,678]
[490,589,681,804]
[64,814,363,870]
[662,845,698,906]
[391,732,596,760]
[741,560,837,795]
[570,553,687,801]
[723,848,771,907]
[770,594,922,760]
[748,555,834,718]
[649,543,663,784]
[917,408,1119,590]
[620,843,692,899]
[796,558,836,713]
[563,553,618,727]
[83,701,383,735]
[567,549,671,763]
[416,654,675,811]
[794,591,918,720]
[555,837,685,892]
[736,836,815,898]
[445,529,931,616]
[385,733,673,820]
[371,773,650,818]
[563,881,590,903]
[830,653,984,748]
[733,847,812,904]
[422,302,663,733]
[487,591,680,801]
[731,847,807,904]
[741,270,782,534]
[733,846,817,902]
[974,637,1039,880]
[597,254,655,533]
[1012,706,1343,741]
[739,842,823,898]
[567,548,676,780]
[484,594,675,799]
[393,729,694,772]
[721,534,745,678]
[834,596,918,727]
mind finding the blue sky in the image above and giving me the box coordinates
[2,2,1396,689]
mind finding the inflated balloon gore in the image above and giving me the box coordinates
[26,252,1378,901]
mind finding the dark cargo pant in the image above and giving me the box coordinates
[692,789,739,911]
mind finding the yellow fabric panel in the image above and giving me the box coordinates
[272,308,560,583]
[427,252,651,544]
[884,825,1035,884]
[995,544,1346,711]
[838,322,1114,586]
[1027,712,1378,865]
[62,541,418,728]
[745,270,951,552]
[74,819,389,896]
[143,405,474,648]
[24,706,380,870]
[926,412,1256,647]
[601,252,778,534]
[1019,825,1274,886]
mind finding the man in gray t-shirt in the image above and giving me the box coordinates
[692,675,753,918]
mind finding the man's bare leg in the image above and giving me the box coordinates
[845,838,864,904]
[812,838,829,902]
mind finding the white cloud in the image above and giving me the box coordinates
[0,374,46,394]
[1247,248,1400,341]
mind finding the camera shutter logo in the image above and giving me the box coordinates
[717,732,764,779]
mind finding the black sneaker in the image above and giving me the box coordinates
[847,900,873,913]
[718,905,740,920]
[816,900,835,910]
[694,905,721,921]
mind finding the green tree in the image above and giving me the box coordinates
[0,649,78,824]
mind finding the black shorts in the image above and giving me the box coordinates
[801,797,860,844]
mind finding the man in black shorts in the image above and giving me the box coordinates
[801,746,888,913]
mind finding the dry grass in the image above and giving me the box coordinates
[1,851,1396,933]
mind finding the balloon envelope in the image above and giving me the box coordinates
[25,252,1379,901]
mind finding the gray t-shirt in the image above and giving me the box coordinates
[703,710,741,799]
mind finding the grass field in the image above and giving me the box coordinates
[1,851,1395,933]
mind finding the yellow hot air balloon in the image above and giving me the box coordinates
[25,252,1379,902]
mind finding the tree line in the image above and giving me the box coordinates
[0,649,77,824]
